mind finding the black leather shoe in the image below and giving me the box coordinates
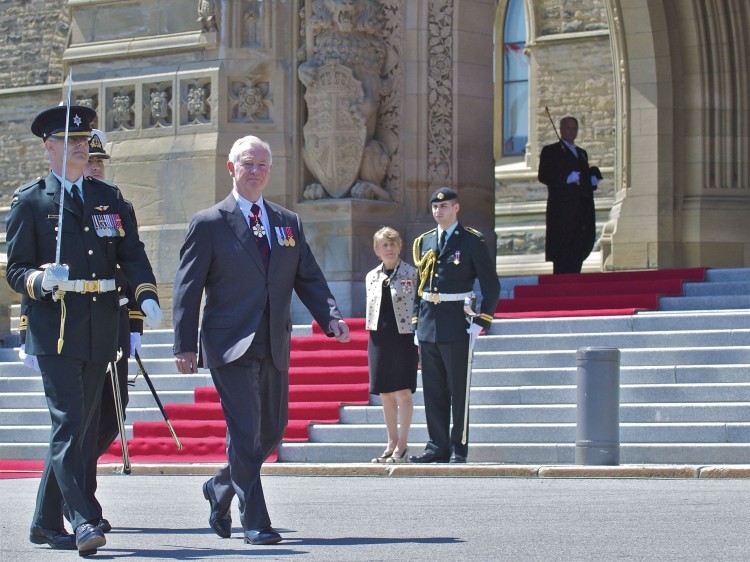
[75,523,106,555]
[449,452,467,463]
[97,518,112,533]
[244,526,282,545]
[29,524,76,550]
[203,479,232,538]
[409,451,450,463]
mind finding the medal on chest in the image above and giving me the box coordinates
[92,213,124,237]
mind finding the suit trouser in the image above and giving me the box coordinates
[419,336,470,458]
[34,355,107,531]
[209,348,289,531]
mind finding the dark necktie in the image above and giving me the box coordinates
[250,203,270,271]
[439,230,447,252]
[70,184,84,214]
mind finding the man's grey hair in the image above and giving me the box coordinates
[228,135,273,166]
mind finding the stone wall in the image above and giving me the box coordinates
[0,0,68,203]
[536,0,608,35]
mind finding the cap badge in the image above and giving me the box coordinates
[73,114,82,127]
[437,193,445,200]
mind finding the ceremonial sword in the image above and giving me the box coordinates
[461,293,478,446]
[133,351,183,450]
[107,351,131,474]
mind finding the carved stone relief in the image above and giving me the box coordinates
[180,78,212,125]
[298,0,400,201]
[144,83,173,128]
[106,88,136,131]
[427,0,453,190]
[198,0,219,32]
[229,75,272,123]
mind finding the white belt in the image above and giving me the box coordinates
[426,291,471,304]
[58,279,117,294]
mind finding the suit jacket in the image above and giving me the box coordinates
[412,224,500,343]
[537,141,597,262]
[365,259,418,334]
[5,173,158,362]
[172,194,342,371]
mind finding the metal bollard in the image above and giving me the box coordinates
[575,347,620,465]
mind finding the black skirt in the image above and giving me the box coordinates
[368,281,418,395]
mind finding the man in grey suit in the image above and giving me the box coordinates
[173,135,350,546]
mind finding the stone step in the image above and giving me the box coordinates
[0,406,163,426]
[704,268,750,282]
[489,311,750,335]
[307,422,750,444]
[0,425,134,442]
[339,403,750,424]
[476,329,750,352]
[0,373,213,393]
[473,347,750,369]
[0,390,196,409]
[683,281,750,296]
[658,295,750,311]
[276,442,750,464]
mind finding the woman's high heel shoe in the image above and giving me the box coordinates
[371,450,394,463]
[386,448,409,463]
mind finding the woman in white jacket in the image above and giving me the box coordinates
[365,227,419,463]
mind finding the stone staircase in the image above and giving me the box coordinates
[2,268,750,464]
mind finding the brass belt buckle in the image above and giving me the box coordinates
[429,292,441,304]
[84,280,98,293]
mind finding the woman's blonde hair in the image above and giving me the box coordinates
[373,226,402,250]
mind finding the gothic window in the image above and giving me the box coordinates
[500,0,528,157]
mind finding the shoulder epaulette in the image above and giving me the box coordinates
[15,177,43,194]
[86,176,119,190]
[412,228,436,264]
[464,226,485,239]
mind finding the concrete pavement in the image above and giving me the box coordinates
[2,469,750,560]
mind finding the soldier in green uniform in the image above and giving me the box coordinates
[5,105,161,555]
[409,187,500,464]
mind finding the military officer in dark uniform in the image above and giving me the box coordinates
[409,187,500,464]
[5,105,161,555]
[15,129,145,535]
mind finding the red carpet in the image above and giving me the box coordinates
[495,268,706,318]
[100,318,370,464]
[0,460,44,479]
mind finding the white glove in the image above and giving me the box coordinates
[130,332,142,358]
[18,344,39,371]
[566,171,581,184]
[467,323,483,351]
[40,269,57,292]
[141,299,162,329]
[413,332,419,347]
[591,175,599,187]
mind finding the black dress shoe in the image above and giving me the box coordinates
[244,526,282,545]
[449,452,467,463]
[97,518,112,533]
[29,524,76,550]
[203,478,232,538]
[75,523,106,555]
[409,451,450,463]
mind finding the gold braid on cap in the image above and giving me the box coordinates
[412,233,436,297]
